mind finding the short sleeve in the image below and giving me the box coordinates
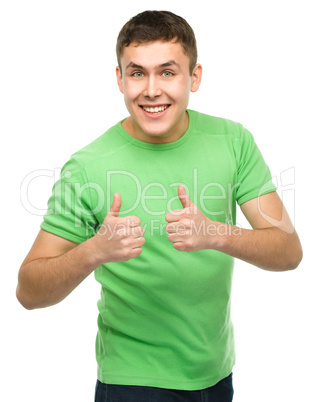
[40,157,98,243]
[234,126,277,205]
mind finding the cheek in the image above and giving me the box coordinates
[123,81,142,103]
[168,79,191,102]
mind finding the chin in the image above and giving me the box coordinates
[142,126,172,137]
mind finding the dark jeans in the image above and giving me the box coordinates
[95,373,233,402]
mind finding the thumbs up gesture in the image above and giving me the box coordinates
[165,185,214,252]
[90,193,145,263]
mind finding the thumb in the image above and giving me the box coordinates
[178,185,192,209]
[108,192,121,217]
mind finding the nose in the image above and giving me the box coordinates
[143,75,162,99]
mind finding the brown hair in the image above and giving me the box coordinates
[116,10,198,75]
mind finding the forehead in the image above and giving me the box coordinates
[120,40,189,69]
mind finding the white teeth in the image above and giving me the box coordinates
[142,105,168,113]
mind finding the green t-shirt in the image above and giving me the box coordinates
[41,109,276,390]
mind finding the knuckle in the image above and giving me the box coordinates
[129,216,141,226]
[185,239,193,249]
[121,248,129,259]
[174,243,185,251]
[137,227,145,237]
[167,223,176,232]
[121,249,131,261]
[129,248,142,260]
[183,218,191,227]
[120,238,129,247]
[117,228,127,237]
[135,247,143,256]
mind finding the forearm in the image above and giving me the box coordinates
[16,238,99,310]
[213,223,303,271]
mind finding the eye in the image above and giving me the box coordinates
[162,71,173,77]
[132,72,143,78]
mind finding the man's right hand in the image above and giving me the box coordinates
[88,192,145,264]
[16,193,145,309]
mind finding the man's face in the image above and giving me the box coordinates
[116,40,202,144]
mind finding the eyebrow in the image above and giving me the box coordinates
[125,60,181,71]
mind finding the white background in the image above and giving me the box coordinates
[1,0,314,401]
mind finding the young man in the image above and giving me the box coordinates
[16,10,302,402]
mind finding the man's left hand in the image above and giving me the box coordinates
[165,185,215,252]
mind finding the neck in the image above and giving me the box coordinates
[122,111,189,144]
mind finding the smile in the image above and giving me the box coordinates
[142,105,169,113]
[140,104,171,118]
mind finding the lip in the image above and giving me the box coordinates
[139,105,171,119]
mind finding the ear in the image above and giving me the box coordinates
[116,66,124,94]
[190,63,202,93]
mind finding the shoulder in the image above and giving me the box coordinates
[61,119,131,173]
[73,121,127,159]
[188,110,257,165]
[188,109,245,139]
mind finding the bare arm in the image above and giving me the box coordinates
[215,192,303,270]
[16,193,145,310]
[16,230,97,309]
